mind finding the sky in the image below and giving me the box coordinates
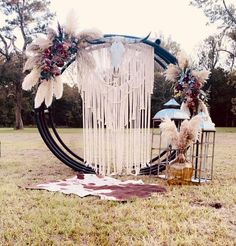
[50,0,219,55]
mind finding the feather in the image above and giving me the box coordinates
[35,80,47,108]
[44,80,54,107]
[164,64,180,82]
[23,55,41,72]
[63,10,79,35]
[22,68,41,91]
[53,76,63,99]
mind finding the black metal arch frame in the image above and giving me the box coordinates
[35,35,177,174]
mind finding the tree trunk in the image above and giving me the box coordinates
[15,81,24,130]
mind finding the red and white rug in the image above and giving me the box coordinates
[27,173,166,201]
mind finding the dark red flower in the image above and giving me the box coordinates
[52,66,61,76]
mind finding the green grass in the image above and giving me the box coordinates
[0,128,236,245]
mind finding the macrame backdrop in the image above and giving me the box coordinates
[76,42,154,175]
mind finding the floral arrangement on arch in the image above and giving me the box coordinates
[22,14,102,108]
[164,52,211,117]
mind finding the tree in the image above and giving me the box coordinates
[204,67,236,126]
[0,0,54,129]
[151,35,181,119]
[197,34,224,70]
[191,0,236,70]
[52,84,83,127]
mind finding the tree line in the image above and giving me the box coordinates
[0,0,236,128]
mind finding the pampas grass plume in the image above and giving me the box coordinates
[192,70,210,84]
[160,118,179,148]
[177,51,189,69]
[33,36,52,50]
[77,28,103,41]
[164,64,180,82]
[23,55,41,72]
[63,10,79,35]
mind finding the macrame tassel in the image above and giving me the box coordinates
[77,42,154,175]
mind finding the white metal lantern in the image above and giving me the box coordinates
[191,112,216,183]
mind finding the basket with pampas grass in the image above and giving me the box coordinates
[160,115,201,185]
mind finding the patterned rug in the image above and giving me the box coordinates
[27,173,166,201]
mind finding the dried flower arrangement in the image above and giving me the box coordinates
[160,115,201,150]
[160,115,201,184]
[22,14,102,108]
[164,52,211,116]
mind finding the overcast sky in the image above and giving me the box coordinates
[50,0,219,55]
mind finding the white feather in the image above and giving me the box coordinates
[22,68,41,91]
[35,81,47,108]
[53,76,63,99]
[44,80,54,108]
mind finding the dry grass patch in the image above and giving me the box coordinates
[0,128,235,245]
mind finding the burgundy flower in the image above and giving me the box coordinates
[62,41,71,50]
[52,66,61,76]
[52,56,64,67]
[176,84,183,91]
[42,65,51,72]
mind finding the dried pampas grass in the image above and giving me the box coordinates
[47,27,57,41]
[164,64,180,82]
[160,115,201,150]
[22,68,41,90]
[77,28,103,41]
[63,10,79,35]
[33,36,52,50]
[177,51,190,69]
[23,55,41,72]
[160,118,178,148]
[192,70,210,84]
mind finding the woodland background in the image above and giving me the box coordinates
[0,0,236,128]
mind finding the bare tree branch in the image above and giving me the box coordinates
[222,0,236,25]
[0,33,10,59]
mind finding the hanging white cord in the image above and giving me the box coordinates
[77,42,154,175]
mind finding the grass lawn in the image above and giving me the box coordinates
[0,128,235,246]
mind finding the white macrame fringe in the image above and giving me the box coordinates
[77,43,154,175]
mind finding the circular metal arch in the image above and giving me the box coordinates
[34,35,177,174]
